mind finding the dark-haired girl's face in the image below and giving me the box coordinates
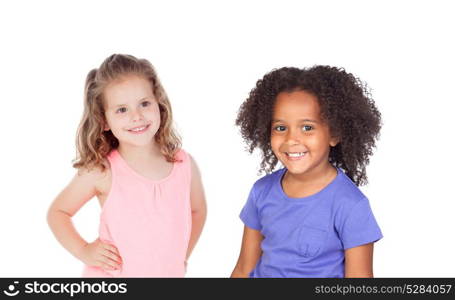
[271,90,338,180]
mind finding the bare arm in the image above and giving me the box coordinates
[231,226,263,278]
[47,168,121,270]
[344,243,374,277]
[47,169,98,258]
[185,155,207,263]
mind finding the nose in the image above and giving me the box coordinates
[285,128,301,145]
[130,108,144,122]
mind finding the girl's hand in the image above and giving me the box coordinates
[78,238,122,271]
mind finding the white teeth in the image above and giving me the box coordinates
[287,152,306,158]
[129,126,147,132]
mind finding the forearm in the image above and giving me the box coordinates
[345,270,373,278]
[231,256,260,278]
[47,209,88,260]
[185,210,206,260]
[231,264,252,278]
[344,243,374,278]
[230,226,263,278]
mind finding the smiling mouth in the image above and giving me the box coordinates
[128,124,150,133]
[285,152,307,158]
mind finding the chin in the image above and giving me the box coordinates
[282,163,312,175]
[123,138,155,148]
[286,168,309,176]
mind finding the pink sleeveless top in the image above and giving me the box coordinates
[82,149,192,277]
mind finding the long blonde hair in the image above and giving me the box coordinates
[73,54,181,170]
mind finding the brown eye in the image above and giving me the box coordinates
[116,107,127,113]
[141,101,151,107]
[302,125,313,131]
[274,125,286,132]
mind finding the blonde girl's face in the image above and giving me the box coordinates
[103,75,161,148]
[270,90,338,179]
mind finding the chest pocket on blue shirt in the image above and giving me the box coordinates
[298,225,327,259]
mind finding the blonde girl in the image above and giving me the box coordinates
[47,54,207,277]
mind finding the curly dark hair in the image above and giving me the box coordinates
[235,66,381,186]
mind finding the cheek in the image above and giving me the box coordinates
[104,115,114,130]
[155,108,161,123]
[270,135,282,153]
[152,109,161,127]
[143,105,161,133]
[105,114,127,131]
[310,135,332,153]
[150,103,161,121]
[106,115,118,126]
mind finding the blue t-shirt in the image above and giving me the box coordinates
[240,167,383,278]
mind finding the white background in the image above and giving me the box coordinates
[1,0,454,277]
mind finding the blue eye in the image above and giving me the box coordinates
[302,125,313,131]
[116,107,127,113]
[274,125,286,132]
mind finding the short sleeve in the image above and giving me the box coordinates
[239,185,262,230]
[339,198,383,250]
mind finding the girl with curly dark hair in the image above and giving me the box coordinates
[231,66,383,278]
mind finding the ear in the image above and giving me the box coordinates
[104,122,110,131]
[329,136,340,147]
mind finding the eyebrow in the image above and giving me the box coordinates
[272,119,319,123]
[111,97,153,108]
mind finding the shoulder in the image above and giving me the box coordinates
[176,149,200,169]
[75,165,111,194]
[174,148,193,165]
[75,165,108,181]
[174,148,192,164]
[332,169,368,206]
[176,149,201,181]
[250,168,284,196]
[331,169,373,222]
